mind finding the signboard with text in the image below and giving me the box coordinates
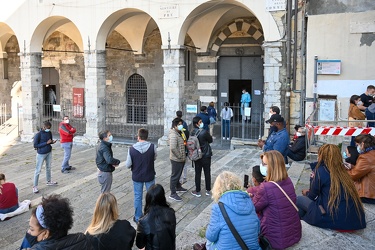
[73,88,84,118]
[159,5,179,19]
[265,0,286,11]
[317,60,341,75]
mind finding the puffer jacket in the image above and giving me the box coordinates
[32,233,93,250]
[252,178,301,250]
[206,191,261,250]
[33,129,53,154]
[169,128,186,162]
[136,206,176,250]
[348,148,375,199]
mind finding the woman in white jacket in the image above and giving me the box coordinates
[220,102,233,140]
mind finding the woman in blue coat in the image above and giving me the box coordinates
[204,171,261,250]
[297,144,366,230]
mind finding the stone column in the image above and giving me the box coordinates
[262,41,283,136]
[83,50,106,145]
[19,52,42,142]
[158,45,185,146]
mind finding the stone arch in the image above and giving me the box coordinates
[209,18,264,55]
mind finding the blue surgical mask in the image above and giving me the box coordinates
[44,129,50,132]
[357,145,362,154]
[177,125,183,131]
[260,163,267,176]
[108,135,113,143]
[199,123,204,129]
[342,152,348,159]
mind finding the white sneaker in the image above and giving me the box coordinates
[223,137,226,140]
[33,186,39,193]
[46,181,58,186]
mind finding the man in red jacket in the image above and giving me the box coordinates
[59,116,76,173]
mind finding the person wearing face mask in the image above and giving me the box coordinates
[358,85,375,111]
[365,96,375,127]
[19,194,92,250]
[32,121,57,194]
[96,130,120,193]
[168,118,188,202]
[191,117,213,197]
[348,95,366,146]
[286,127,306,162]
[347,134,375,204]
[246,165,265,198]
[125,128,157,223]
[240,88,251,120]
[59,115,77,173]
[266,106,285,139]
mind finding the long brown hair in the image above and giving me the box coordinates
[316,144,364,219]
[262,150,288,182]
[85,193,119,235]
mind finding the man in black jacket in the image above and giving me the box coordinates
[190,116,213,197]
[287,126,306,161]
[96,130,120,193]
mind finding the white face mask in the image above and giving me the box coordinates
[65,119,69,124]
[357,101,363,106]
[260,163,267,176]
[296,132,302,137]
[177,124,183,131]
[199,123,204,129]
[269,113,273,118]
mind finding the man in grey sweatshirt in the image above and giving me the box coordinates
[125,128,157,223]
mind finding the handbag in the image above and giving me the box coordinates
[209,117,216,124]
[218,202,249,250]
[269,181,298,211]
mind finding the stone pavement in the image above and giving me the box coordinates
[0,137,374,250]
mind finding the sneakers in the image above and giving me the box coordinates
[33,186,39,193]
[191,191,201,197]
[176,187,188,193]
[46,181,58,186]
[169,193,182,202]
[66,166,76,171]
[223,137,226,140]
[61,169,70,174]
[205,190,211,196]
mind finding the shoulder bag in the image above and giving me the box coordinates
[269,181,298,211]
[218,202,249,250]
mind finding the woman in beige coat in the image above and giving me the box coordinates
[168,117,187,202]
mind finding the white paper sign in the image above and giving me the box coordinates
[186,105,197,113]
[254,90,261,95]
[221,92,227,97]
[245,107,251,116]
[53,105,61,112]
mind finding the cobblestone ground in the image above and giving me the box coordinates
[0,139,261,250]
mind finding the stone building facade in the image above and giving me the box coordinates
[0,0,305,144]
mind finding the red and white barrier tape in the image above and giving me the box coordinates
[305,125,375,136]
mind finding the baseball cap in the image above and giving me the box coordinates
[266,114,284,123]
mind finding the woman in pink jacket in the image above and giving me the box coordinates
[252,150,301,250]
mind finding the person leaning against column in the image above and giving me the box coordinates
[168,117,188,202]
[32,121,57,194]
[125,128,157,223]
[96,130,120,193]
[59,115,76,173]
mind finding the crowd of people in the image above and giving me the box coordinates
[2,99,375,249]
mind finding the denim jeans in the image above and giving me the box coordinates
[133,179,155,222]
[0,204,19,213]
[61,142,72,170]
[34,152,52,186]
[222,120,230,138]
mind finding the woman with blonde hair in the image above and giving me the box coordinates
[86,193,136,249]
[200,171,261,250]
[297,144,366,230]
[252,150,301,250]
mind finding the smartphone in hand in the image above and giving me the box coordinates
[243,174,249,188]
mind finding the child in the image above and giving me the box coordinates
[246,165,265,198]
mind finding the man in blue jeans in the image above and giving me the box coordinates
[125,128,157,223]
[33,121,57,193]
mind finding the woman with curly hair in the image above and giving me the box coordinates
[252,150,301,250]
[20,194,92,249]
[86,193,135,249]
[297,144,366,230]
[136,184,176,250]
[201,171,260,250]
[348,134,375,204]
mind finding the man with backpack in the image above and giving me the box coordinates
[190,116,213,197]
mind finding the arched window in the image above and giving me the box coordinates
[126,74,147,123]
